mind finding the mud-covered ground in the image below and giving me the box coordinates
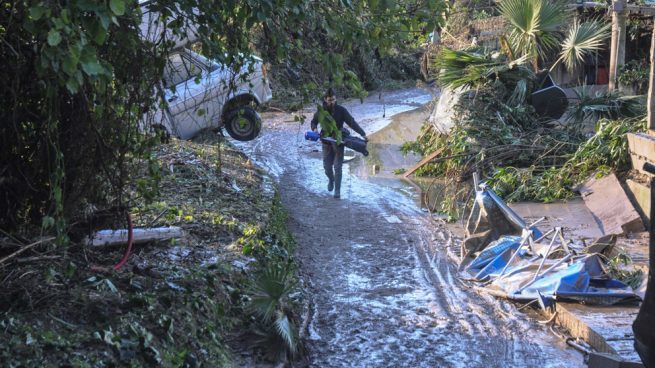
[237,88,585,367]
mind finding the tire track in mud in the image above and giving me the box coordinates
[404,213,545,366]
[235,105,583,367]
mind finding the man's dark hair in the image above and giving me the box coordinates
[325,88,335,98]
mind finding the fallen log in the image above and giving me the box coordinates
[86,227,183,247]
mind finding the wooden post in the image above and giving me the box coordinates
[649,24,655,132]
[633,166,655,367]
[608,0,627,91]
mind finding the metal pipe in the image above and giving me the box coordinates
[557,228,571,254]
[529,228,561,285]
[528,216,546,229]
[473,172,481,192]
[496,234,530,279]
[534,228,556,243]
[516,254,572,294]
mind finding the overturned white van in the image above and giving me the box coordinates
[139,1,272,141]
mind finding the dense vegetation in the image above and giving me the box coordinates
[1,0,441,239]
[405,0,647,216]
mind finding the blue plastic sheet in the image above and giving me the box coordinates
[463,187,640,305]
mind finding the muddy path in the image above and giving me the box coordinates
[236,88,584,367]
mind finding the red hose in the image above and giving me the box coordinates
[112,212,134,271]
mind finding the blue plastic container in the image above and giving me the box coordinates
[305,131,321,141]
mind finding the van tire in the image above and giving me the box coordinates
[224,106,261,141]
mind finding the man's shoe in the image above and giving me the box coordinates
[333,191,340,199]
[328,180,334,191]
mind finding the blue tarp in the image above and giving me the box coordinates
[462,187,640,306]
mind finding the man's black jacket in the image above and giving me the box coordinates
[310,104,366,138]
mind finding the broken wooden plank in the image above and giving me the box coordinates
[627,133,655,176]
[625,179,651,224]
[578,174,645,235]
[402,147,445,178]
[550,302,643,364]
[86,227,183,247]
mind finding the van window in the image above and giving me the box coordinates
[162,52,204,88]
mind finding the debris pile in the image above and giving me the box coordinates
[460,176,641,309]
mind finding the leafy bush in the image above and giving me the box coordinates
[488,117,646,202]
[618,60,649,94]
[0,1,162,242]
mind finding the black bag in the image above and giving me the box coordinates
[342,135,369,156]
[340,128,368,156]
[320,128,369,156]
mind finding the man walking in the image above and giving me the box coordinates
[311,88,367,199]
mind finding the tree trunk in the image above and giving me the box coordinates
[609,0,626,91]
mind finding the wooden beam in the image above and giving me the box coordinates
[625,4,655,16]
[86,227,183,247]
[571,2,655,16]
[402,147,445,178]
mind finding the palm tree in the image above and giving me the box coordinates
[250,266,299,358]
[431,0,610,88]
[499,0,610,72]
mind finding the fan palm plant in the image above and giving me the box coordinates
[432,0,610,90]
[250,266,299,357]
[499,0,609,73]
[555,19,611,72]
[432,48,532,90]
[499,0,568,70]
[566,85,646,125]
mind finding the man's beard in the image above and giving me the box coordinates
[323,102,335,113]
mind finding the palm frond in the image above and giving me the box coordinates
[566,85,645,125]
[431,48,489,88]
[432,46,534,91]
[508,79,528,106]
[250,266,296,322]
[556,19,610,72]
[499,0,568,64]
[274,310,298,353]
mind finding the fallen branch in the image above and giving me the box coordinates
[403,148,445,178]
[0,237,56,266]
[16,255,62,264]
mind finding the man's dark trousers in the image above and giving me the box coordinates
[322,142,344,196]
